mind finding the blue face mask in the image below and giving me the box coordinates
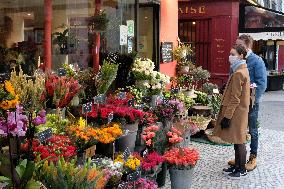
[229,55,239,65]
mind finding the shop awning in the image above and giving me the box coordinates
[239,4,284,33]
[239,32,284,41]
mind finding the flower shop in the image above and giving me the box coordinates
[0,41,229,189]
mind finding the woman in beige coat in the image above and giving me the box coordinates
[214,44,250,179]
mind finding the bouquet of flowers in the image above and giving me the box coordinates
[88,104,144,124]
[163,147,199,169]
[68,122,123,152]
[114,154,141,172]
[45,73,80,108]
[167,127,184,144]
[122,178,158,189]
[141,151,164,172]
[10,68,45,111]
[35,158,110,189]
[0,105,28,137]
[146,71,171,96]
[154,99,185,121]
[21,135,76,162]
[0,80,19,110]
[132,58,155,81]
[106,91,134,106]
[94,157,123,187]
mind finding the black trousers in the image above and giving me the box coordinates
[234,144,247,172]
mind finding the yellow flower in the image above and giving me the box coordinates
[78,117,86,129]
[125,157,140,170]
[4,81,16,95]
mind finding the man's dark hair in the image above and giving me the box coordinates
[233,44,247,59]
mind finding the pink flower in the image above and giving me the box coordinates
[147,132,156,138]
[146,139,152,146]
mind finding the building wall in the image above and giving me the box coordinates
[159,0,178,77]
[178,0,239,86]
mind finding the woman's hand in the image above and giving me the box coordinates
[221,117,231,129]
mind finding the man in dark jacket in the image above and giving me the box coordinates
[228,34,267,172]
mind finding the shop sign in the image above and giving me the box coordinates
[161,42,173,63]
[127,20,135,37]
[239,32,284,41]
[179,5,206,14]
[120,25,128,45]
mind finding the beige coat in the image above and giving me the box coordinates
[214,64,250,144]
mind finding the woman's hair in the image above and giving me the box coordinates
[232,44,247,59]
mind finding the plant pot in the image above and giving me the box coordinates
[150,95,161,107]
[117,122,139,152]
[180,66,190,74]
[169,167,194,189]
[162,119,172,129]
[156,163,167,187]
[183,89,195,97]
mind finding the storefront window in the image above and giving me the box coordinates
[0,0,137,74]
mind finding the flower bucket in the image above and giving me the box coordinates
[162,119,172,129]
[183,89,195,97]
[117,122,139,152]
[150,95,161,107]
[169,167,194,189]
[156,162,167,187]
[180,66,190,74]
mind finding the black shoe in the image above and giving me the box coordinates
[227,170,247,179]
[223,166,235,175]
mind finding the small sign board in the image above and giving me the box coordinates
[127,170,141,182]
[82,102,92,114]
[122,147,131,161]
[94,94,105,104]
[57,68,67,76]
[37,128,52,143]
[171,88,179,94]
[108,112,114,124]
[85,145,96,159]
[118,183,128,189]
[161,42,173,63]
[128,99,135,107]
[118,92,126,100]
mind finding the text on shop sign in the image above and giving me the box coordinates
[179,6,206,14]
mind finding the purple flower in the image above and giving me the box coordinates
[39,110,46,118]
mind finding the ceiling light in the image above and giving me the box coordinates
[192,22,196,25]
[27,13,31,16]
[145,16,148,19]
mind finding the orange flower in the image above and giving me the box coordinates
[87,168,98,181]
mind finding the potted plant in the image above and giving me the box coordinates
[164,147,199,189]
[52,28,78,54]
[131,58,155,88]
[88,11,109,32]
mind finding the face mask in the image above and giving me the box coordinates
[229,55,238,65]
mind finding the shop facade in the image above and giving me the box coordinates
[0,0,178,77]
[179,0,284,87]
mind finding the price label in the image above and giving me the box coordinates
[122,147,131,161]
[57,68,67,76]
[171,88,179,94]
[82,102,92,114]
[118,183,128,189]
[85,145,96,159]
[128,99,135,107]
[108,112,114,123]
[142,148,148,158]
[118,92,126,100]
[127,170,141,182]
[37,128,52,143]
[142,96,151,103]
[94,94,106,104]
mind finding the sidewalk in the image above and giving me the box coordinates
[163,129,284,189]
[163,91,284,189]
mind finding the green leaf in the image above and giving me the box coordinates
[15,159,27,179]
[20,161,35,188]
[0,176,10,182]
[25,180,42,189]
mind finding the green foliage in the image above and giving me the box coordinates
[0,159,42,189]
[77,68,97,102]
[52,28,78,54]
[195,91,209,105]
[176,93,195,109]
[36,114,69,134]
[202,82,218,95]
[96,60,119,95]
[88,11,109,32]
[208,94,222,119]
[35,157,107,189]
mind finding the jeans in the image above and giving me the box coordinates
[248,103,259,156]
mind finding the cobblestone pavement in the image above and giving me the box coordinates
[163,128,284,189]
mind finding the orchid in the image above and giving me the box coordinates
[0,105,28,137]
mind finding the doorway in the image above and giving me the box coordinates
[138,2,160,69]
